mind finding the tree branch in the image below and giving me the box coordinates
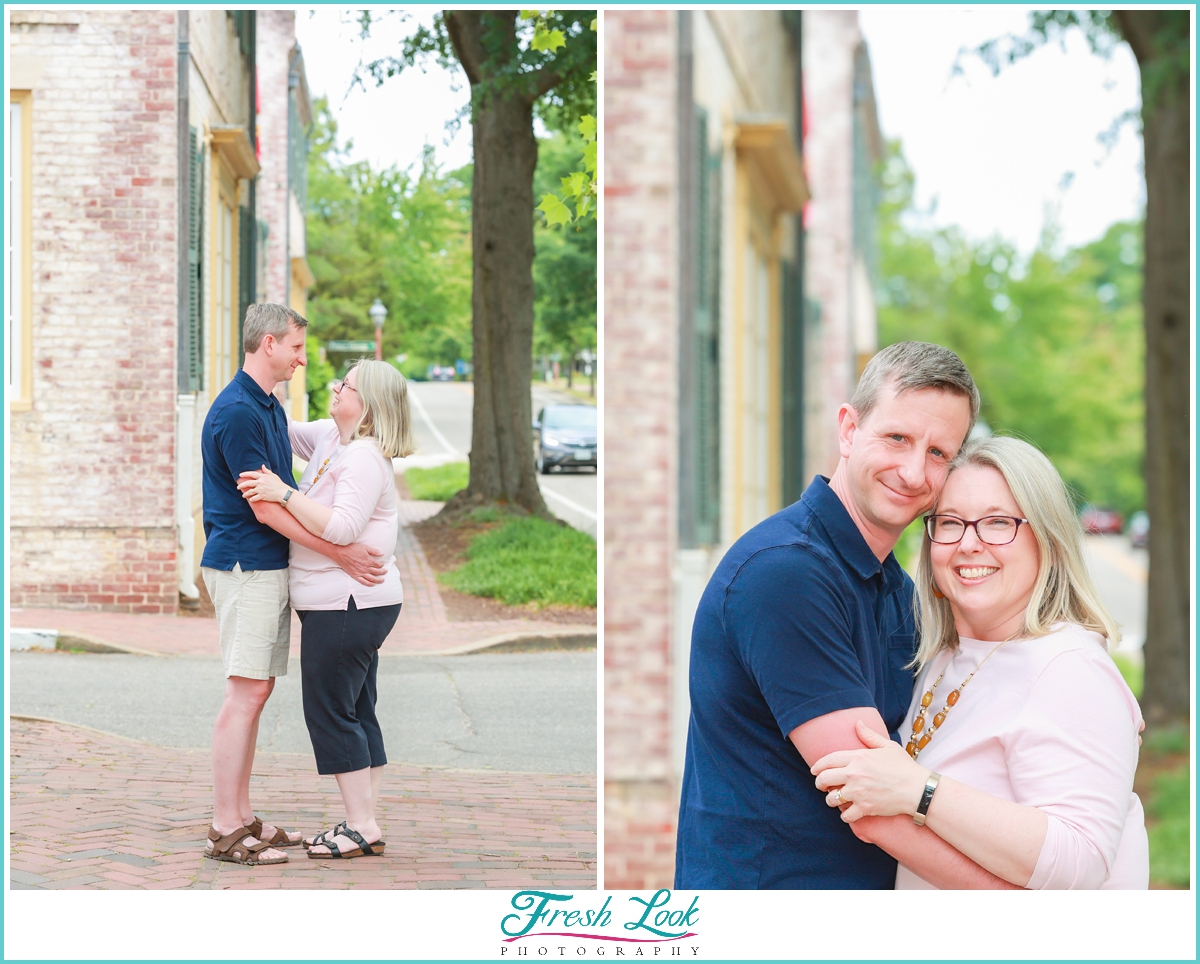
[444,11,485,87]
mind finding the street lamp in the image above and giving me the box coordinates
[369,298,388,361]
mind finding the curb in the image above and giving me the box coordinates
[400,627,597,657]
[11,627,164,658]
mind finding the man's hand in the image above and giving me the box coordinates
[334,542,387,586]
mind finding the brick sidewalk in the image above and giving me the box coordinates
[10,499,595,658]
[10,718,596,890]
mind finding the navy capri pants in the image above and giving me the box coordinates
[297,596,401,775]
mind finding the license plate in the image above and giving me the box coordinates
[574,450,594,460]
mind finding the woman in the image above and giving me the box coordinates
[238,359,413,859]
[813,436,1148,889]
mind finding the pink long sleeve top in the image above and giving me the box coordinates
[286,419,403,611]
[895,622,1148,890]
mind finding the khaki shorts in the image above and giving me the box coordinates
[202,564,291,680]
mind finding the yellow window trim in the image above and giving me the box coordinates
[208,149,241,397]
[10,89,33,412]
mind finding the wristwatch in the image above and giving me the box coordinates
[913,771,941,826]
[282,488,294,506]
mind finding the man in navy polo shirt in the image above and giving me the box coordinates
[676,342,991,889]
[200,303,386,865]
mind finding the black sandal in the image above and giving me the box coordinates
[303,821,348,850]
[306,824,386,859]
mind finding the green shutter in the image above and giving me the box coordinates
[238,202,253,357]
[694,110,721,546]
[186,126,203,391]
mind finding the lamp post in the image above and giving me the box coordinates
[369,298,387,361]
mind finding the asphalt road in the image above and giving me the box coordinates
[1081,533,1147,654]
[10,649,596,775]
[401,381,598,536]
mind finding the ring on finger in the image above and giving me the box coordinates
[830,788,844,806]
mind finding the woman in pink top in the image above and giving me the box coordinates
[813,436,1148,889]
[239,359,413,860]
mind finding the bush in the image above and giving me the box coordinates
[439,516,596,608]
[405,462,469,502]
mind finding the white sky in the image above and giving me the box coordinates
[859,7,1144,255]
[294,7,473,174]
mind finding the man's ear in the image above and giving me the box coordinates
[836,403,860,460]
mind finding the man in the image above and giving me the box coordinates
[200,303,385,864]
[675,341,1007,889]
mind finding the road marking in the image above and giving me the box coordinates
[540,485,597,521]
[410,386,460,457]
[1085,536,1147,583]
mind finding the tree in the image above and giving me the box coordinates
[961,10,1190,726]
[358,10,596,517]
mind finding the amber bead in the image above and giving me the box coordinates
[932,712,946,728]
[906,742,917,757]
[946,690,960,706]
[920,691,933,708]
[912,715,925,733]
[917,734,931,749]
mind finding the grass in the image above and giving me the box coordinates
[405,462,469,502]
[438,515,596,608]
[1141,725,1190,888]
[1111,652,1144,698]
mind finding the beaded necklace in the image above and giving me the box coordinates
[906,631,1020,760]
[304,443,348,494]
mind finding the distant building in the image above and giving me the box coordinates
[8,10,312,615]
[604,9,883,888]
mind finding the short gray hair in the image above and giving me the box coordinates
[913,435,1120,668]
[243,303,308,354]
[852,341,980,434]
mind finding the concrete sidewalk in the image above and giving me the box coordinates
[10,499,595,658]
[10,718,596,890]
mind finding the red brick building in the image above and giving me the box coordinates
[604,9,883,888]
[8,11,311,614]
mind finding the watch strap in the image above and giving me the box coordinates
[913,771,941,827]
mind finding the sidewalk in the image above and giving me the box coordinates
[10,718,596,890]
[10,499,596,658]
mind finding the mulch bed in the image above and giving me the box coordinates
[412,517,596,626]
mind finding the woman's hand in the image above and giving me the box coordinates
[811,720,930,823]
[237,465,291,504]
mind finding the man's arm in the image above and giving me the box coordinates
[250,501,385,587]
[789,708,1020,890]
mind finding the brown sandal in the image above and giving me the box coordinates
[245,815,303,848]
[204,826,289,865]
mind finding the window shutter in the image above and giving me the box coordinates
[694,110,721,546]
[238,202,253,358]
[186,126,203,391]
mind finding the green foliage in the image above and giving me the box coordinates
[534,129,597,362]
[305,334,336,422]
[1144,726,1190,888]
[305,100,472,377]
[404,462,470,502]
[892,517,926,577]
[877,142,1144,517]
[439,516,597,608]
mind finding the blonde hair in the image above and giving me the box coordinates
[347,359,415,459]
[913,435,1119,668]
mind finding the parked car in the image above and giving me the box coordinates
[1080,505,1124,535]
[533,404,597,473]
[1127,510,1149,549]
[427,365,455,382]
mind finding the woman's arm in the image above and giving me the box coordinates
[287,416,329,462]
[239,466,333,538]
[792,710,1017,889]
[247,500,386,587]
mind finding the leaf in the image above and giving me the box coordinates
[590,70,597,82]
[577,114,597,142]
[562,171,589,199]
[582,141,597,174]
[590,18,597,31]
[531,27,566,52]
[520,10,542,20]
[537,193,573,227]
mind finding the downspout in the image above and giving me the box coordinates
[175,10,200,606]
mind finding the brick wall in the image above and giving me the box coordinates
[255,11,292,307]
[603,9,680,890]
[9,11,180,614]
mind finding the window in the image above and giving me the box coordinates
[8,90,32,409]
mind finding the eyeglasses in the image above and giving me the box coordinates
[924,514,1029,546]
[332,379,358,396]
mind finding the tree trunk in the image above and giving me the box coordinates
[1114,11,1191,727]
[444,10,551,517]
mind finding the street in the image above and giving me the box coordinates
[1082,533,1147,655]
[400,381,598,536]
[10,649,595,774]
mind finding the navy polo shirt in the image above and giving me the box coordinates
[200,369,296,571]
[675,476,917,890]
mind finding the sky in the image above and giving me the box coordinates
[294,7,473,175]
[293,8,1145,257]
[858,8,1144,255]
